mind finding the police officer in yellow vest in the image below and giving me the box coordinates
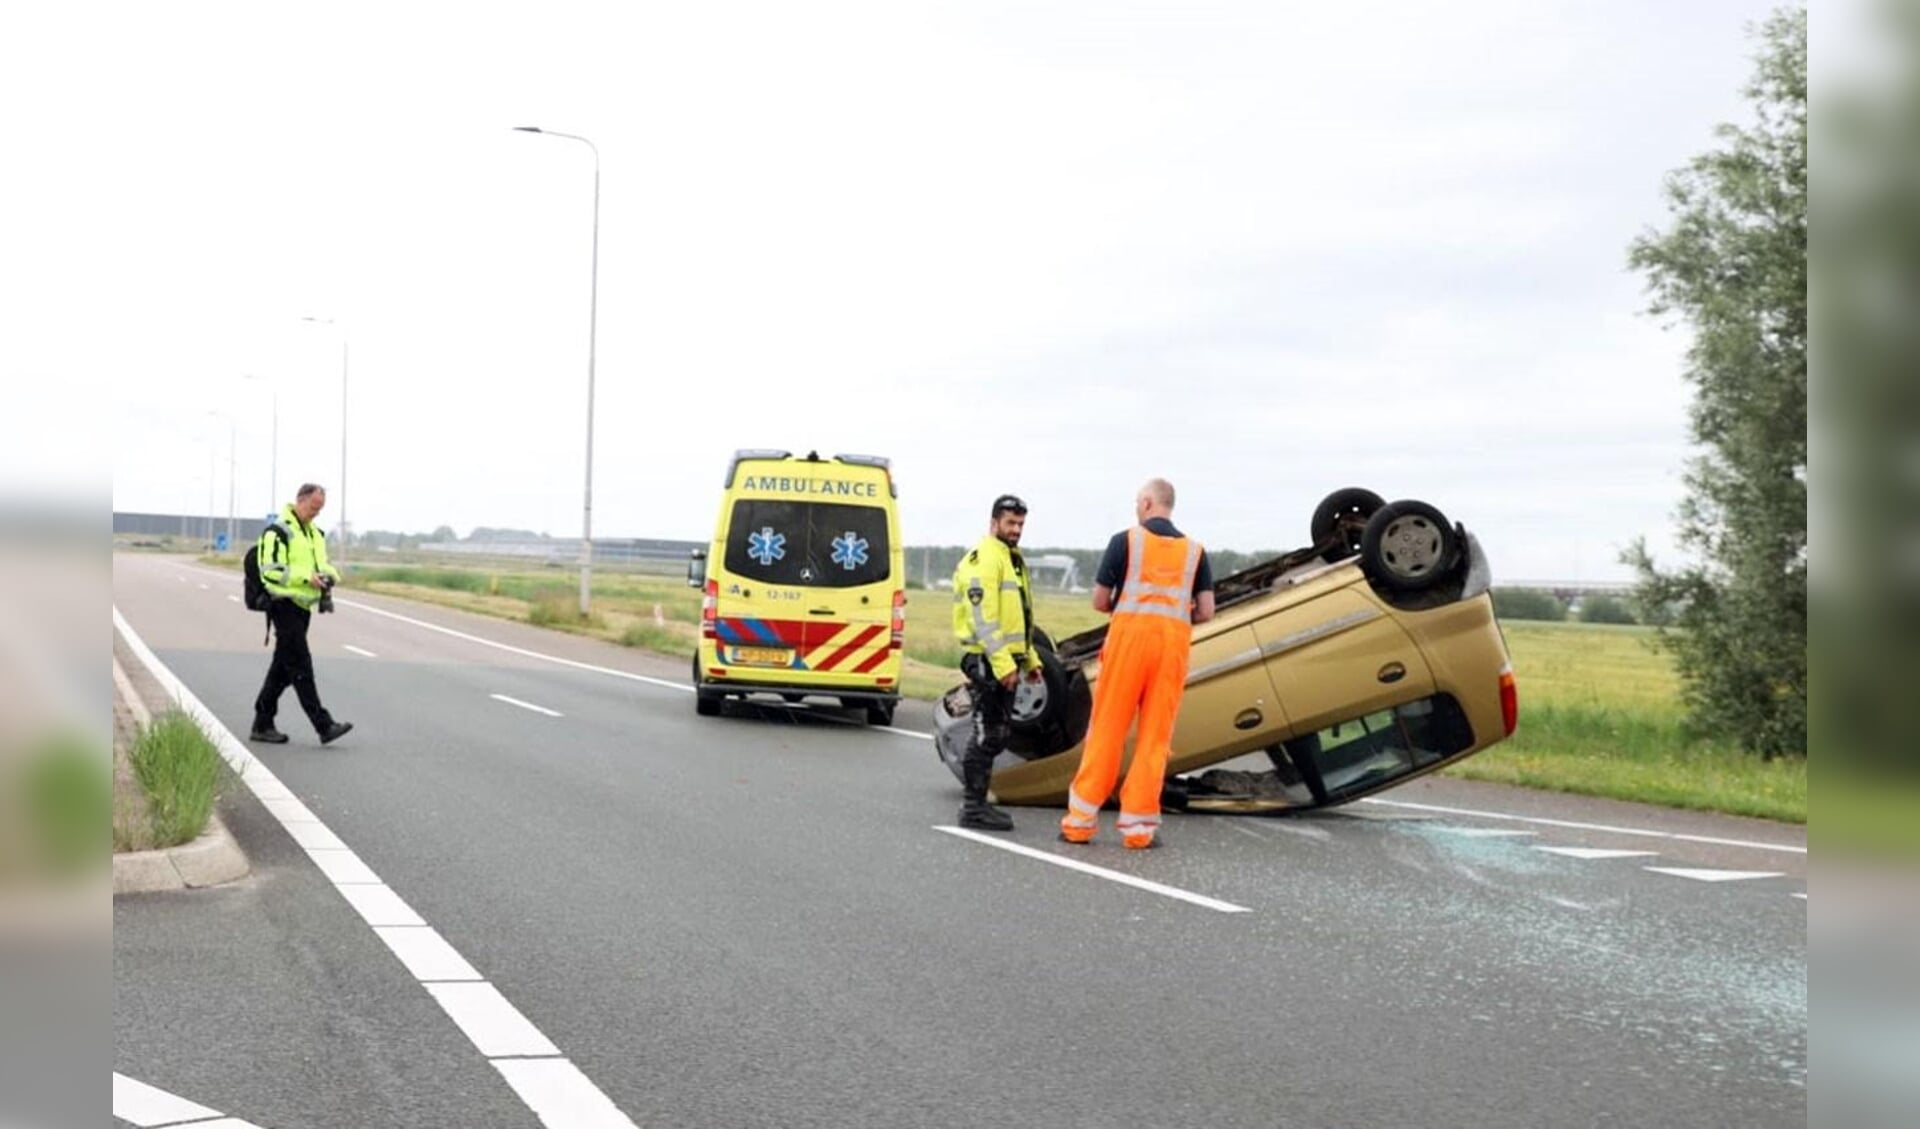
[250,483,354,746]
[950,493,1043,831]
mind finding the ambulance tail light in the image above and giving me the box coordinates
[701,579,718,640]
[890,590,906,648]
[1498,663,1518,736]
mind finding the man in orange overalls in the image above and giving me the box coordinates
[1060,479,1215,849]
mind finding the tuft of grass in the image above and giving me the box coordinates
[353,566,491,593]
[526,590,606,630]
[127,710,229,848]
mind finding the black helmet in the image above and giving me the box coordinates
[991,494,1028,517]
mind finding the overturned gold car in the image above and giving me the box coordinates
[932,489,1518,813]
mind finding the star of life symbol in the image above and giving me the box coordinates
[747,526,786,567]
[830,531,870,570]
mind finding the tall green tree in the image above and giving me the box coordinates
[1625,6,1806,759]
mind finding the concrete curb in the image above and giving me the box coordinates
[111,647,252,896]
[112,812,251,894]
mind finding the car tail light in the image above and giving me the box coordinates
[890,590,906,648]
[1498,663,1518,735]
[701,579,718,640]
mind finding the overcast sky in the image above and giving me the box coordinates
[9,0,1795,580]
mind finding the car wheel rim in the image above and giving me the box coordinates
[1011,677,1050,722]
[1380,515,1444,577]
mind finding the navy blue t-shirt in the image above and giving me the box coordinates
[1095,517,1214,595]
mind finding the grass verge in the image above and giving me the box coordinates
[125,710,228,848]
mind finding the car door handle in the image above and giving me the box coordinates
[809,607,836,616]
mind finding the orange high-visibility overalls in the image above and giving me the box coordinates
[1060,525,1202,848]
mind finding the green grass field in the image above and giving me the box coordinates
[335,561,1803,823]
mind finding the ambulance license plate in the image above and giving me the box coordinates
[731,646,793,667]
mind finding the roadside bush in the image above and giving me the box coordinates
[1492,587,1567,621]
[1578,594,1638,625]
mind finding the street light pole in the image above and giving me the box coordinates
[513,125,600,618]
[302,317,350,561]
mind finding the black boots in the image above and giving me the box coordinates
[248,726,289,744]
[958,761,1013,832]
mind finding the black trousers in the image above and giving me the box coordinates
[254,600,335,733]
[961,653,1014,779]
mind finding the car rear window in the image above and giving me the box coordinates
[725,500,891,589]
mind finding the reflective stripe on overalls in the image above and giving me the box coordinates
[1062,526,1203,846]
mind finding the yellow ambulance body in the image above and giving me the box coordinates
[690,450,906,725]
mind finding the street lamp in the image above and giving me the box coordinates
[301,316,349,560]
[242,372,278,515]
[513,124,600,617]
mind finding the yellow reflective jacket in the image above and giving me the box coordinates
[259,503,340,610]
[951,535,1042,680]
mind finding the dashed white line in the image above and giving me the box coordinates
[1535,846,1660,861]
[1644,866,1786,883]
[228,593,241,603]
[198,582,210,590]
[491,693,563,717]
[935,825,1252,913]
[339,597,687,692]
[1437,827,1537,839]
[1359,797,1806,855]
[343,644,378,658]
[114,605,639,1129]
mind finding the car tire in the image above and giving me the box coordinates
[1006,641,1091,757]
[1311,487,1386,563]
[692,653,722,716]
[865,700,897,726]
[1361,499,1458,592]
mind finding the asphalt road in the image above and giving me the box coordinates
[113,553,1805,1128]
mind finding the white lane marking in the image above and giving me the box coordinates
[177,575,188,583]
[303,846,382,885]
[198,582,210,590]
[1645,866,1786,883]
[338,883,427,927]
[281,820,347,851]
[491,693,563,718]
[228,593,241,603]
[935,826,1251,914]
[1792,892,1807,900]
[339,597,687,692]
[1535,847,1660,861]
[343,644,379,658]
[494,1058,643,1129]
[880,724,933,741]
[112,1072,223,1125]
[425,982,562,1056]
[1359,797,1806,856]
[375,925,485,981]
[113,606,639,1129]
[1437,827,1536,838]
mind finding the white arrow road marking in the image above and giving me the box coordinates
[343,644,378,658]
[1645,866,1786,883]
[114,606,639,1129]
[113,1072,264,1127]
[491,693,563,717]
[936,826,1252,913]
[1535,846,1660,860]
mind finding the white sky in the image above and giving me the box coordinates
[6,0,1795,579]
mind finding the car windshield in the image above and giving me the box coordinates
[724,500,891,589]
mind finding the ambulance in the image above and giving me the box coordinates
[688,450,906,724]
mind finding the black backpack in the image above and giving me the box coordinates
[243,523,291,613]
